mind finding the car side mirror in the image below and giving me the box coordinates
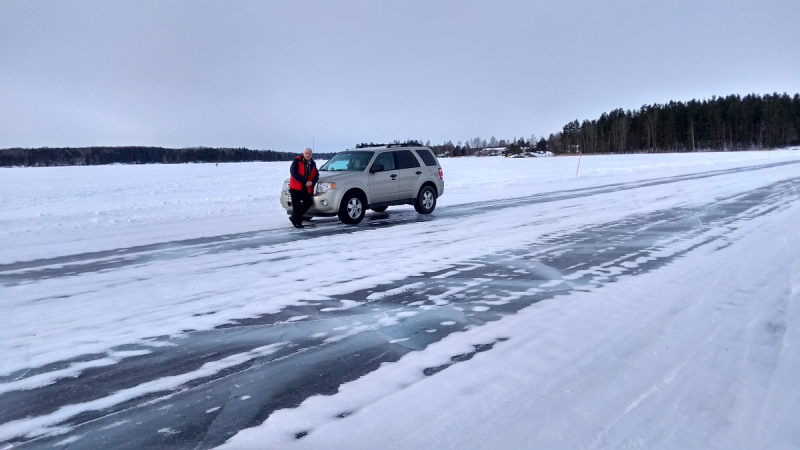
[370,164,384,173]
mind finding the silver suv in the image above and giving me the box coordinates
[281,144,445,224]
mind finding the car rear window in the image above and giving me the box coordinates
[415,149,438,166]
[395,150,421,169]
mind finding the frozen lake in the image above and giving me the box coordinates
[2,150,800,449]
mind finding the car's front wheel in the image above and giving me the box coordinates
[338,192,366,224]
[414,185,437,214]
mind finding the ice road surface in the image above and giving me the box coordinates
[1,150,800,449]
[2,150,797,264]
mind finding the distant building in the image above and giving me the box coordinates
[476,147,507,157]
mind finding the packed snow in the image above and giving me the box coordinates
[2,149,800,448]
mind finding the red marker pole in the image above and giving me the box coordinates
[575,152,583,177]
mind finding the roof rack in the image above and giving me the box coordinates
[355,141,424,149]
[386,142,422,148]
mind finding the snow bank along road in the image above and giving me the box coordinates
[2,152,800,449]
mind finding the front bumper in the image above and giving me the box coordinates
[280,187,343,217]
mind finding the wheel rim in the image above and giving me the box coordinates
[347,198,362,218]
[422,191,434,209]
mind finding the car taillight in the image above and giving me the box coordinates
[438,168,443,180]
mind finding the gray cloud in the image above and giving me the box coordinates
[2,0,799,153]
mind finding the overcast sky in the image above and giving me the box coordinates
[2,0,799,153]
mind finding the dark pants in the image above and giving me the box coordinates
[290,188,313,222]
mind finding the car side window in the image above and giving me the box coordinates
[415,149,438,166]
[395,150,421,169]
[372,152,396,171]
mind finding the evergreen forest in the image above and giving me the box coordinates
[549,93,800,155]
[362,93,800,158]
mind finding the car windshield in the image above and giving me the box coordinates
[319,151,374,171]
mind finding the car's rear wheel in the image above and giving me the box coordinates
[414,185,437,214]
[338,192,366,224]
[370,206,388,212]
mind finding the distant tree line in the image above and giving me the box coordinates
[0,146,335,167]
[548,93,800,154]
[426,137,549,157]
[375,93,799,158]
[354,138,548,157]
[5,93,797,166]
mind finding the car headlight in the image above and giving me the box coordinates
[282,180,290,194]
[316,182,335,194]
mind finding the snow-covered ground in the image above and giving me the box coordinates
[0,150,794,263]
[2,150,800,449]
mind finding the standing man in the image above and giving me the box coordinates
[288,147,319,228]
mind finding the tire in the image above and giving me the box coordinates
[414,185,437,214]
[370,206,388,213]
[338,192,366,224]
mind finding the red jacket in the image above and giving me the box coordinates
[289,155,319,193]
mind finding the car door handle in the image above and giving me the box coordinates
[415,171,422,175]
[390,174,398,179]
